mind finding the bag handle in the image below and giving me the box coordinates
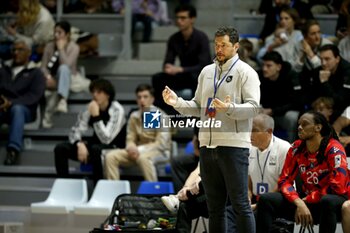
[299,225,314,233]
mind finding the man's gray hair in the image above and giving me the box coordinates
[254,113,275,131]
[13,38,33,51]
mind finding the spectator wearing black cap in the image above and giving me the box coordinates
[259,51,302,142]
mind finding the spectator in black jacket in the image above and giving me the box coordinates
[152,4,211,114]
[54,79,126,184]
[300,44,350,120]
[259,51,302,142]
[0,39,45,165]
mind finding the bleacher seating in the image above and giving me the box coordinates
[136,181,175,194]
[31,178,88,214]
[74,180,131,215]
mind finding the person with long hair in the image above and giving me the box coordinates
[6,0,55,59]
[257,7,303,65]
[256,111,349,233]
[41,21,81,128]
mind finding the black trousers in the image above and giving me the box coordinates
[256,192,347,233]
[132,14,152,42]
[176,183,209,233]
[54,142,112,183]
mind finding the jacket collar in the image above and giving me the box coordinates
[5,60,39,70]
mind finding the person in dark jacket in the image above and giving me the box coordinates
[0,39,46,165]
[54,79,126,184]
[151,4,211,114]
[300,44,350,121]
[259,51,302,142]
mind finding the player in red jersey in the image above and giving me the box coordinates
[256,111,349,233]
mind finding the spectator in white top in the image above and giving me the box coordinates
[257,7,303,65]
[291,19,332,73]
[41,21,82,128]
[5,0,55,61]
[249,113,290,210]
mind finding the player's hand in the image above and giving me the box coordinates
[294,199,313,228]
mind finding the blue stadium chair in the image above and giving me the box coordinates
[136,181,175,194]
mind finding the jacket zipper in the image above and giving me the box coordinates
[209,66,223,146]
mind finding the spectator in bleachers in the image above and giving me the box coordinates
[40,21,83,128]
[152,3,211,115]
[112,0,170,40]
[259,51,302,142]
[291,19,333,73]
[259,0,313,42]
[238,38,259,71]
[343,200,350,233]
[335,0,350,41]
[75,0,114,13]
[299,44,350,120]
[4,0,55,61]
[104,84,171,181]
[338,17,350,63]
[257,7,303,66]
[41,0,57,14]
[0,39,45,165]
[0,0,18,13]
[131,0,162,43]
[54,79,126,184]
[308,0,337,14]
[256,111,349,233]
[311,96,334,123]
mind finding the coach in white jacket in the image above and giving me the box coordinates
[163,26,260,233]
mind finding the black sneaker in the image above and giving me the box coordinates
[4,150,19,165]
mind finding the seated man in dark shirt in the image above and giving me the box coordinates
[0,39,45,165]
[152,4,211,114]
[300,44,350,121]
[259,51,302,142]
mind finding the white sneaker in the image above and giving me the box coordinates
[55,99,68,113]
[161,195,179,213]
[42,117,53,128]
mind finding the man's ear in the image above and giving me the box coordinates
[234,42,240,52]
[315,124,322,132]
